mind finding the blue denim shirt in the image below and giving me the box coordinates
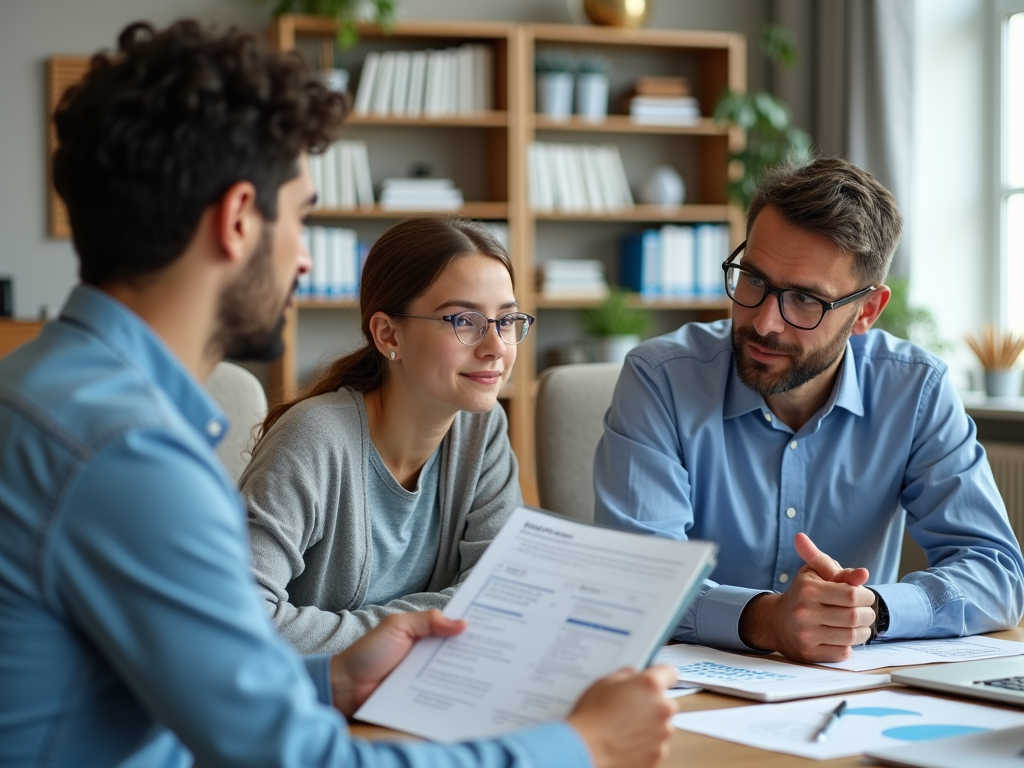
[595,320,1024,651]
[0,285,589,768]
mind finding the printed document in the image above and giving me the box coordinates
[816,635,1024,672]
[655,644,889,701]
[674,690,1024,761]
[355,506,718,741]
[867,724,1024,768]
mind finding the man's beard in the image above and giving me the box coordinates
[213,226,292,363]
[732,312,856,396]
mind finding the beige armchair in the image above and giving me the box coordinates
[205,362,268,483]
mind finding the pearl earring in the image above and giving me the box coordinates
[390,351,396,360]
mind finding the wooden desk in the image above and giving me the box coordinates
[0,319,44,359]
[349,625,1024,767]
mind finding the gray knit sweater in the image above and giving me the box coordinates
[239,387,521,654]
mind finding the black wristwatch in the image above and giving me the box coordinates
[868,588,890,643]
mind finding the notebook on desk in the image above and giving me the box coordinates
[892,657,1024,707]
[867,724,1024,768]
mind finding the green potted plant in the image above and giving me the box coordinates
[579,288,652,363]
[714,23,812,210]
[575,53,612,122]
[263,0,397,48]
[872,277,949,354]
[535,48,577,121]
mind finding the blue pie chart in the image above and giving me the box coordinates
[882,725,989,742]
[845,707,920,718]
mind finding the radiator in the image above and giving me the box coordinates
[984,441,1024,539]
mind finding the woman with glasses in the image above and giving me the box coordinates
[239,216,535,654]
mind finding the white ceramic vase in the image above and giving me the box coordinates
[537,72,574,121]
[985,369,1022,398]
[595,335,640,363]
[639,165,686,206]
[575,73,609,121]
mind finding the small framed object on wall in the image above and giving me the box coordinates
[47,56,89,239]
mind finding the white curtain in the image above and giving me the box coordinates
[773,0,915,277]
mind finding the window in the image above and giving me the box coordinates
[1001,5,1024,329]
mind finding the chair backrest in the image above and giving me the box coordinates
[205,362,268,483]
[535,362,623,522]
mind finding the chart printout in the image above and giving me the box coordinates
[355,507,718,741]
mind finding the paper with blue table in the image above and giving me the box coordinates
[674,690,1024,760]
[355,506,718,741]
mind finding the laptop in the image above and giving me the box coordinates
[892,657,1024,707]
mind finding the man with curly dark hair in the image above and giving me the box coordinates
[0,20,677,768]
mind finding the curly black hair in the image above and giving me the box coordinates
[53,20,348,285]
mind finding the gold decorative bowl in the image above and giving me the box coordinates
[583,0,651,28]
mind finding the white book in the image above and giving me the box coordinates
[456,45,474,114]
[372,51,396,117]
[337,142,356,209]
[352,141,374,209]
[390,51,411,117]
[329,228,345,297]
[695,223,719,295]
[529,142,554,212]
[658,225,677,297]
[321,143,339,208]
[568,144,591,212]
[339,228,358,297]
[355,506,718,742]
[441,47,459,115]
[579,145,608,213]
[593,146,622,210]
[423,49,444,116]
[475,45,493,112]
[353,51,380,116]
[310,227,330,297]
[606,144,635,208]
[381,178,455,192]
[550,145,573,213]
[309,151,325,207]
[406,50,428,118]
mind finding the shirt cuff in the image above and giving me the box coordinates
[301,654,334,706]
[503,722,593,768]
[869,582,932,640]
[694,585,775,652]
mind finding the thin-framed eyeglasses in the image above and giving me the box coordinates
[390,310,536,346]
[721,241,876,331]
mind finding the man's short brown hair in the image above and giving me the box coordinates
[746,157,903,285]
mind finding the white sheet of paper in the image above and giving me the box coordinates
[655,644,889,701]
[355,506,717,741]
[866,724,1024,768]
[815,636,1024,672]
[673,690,1024,760]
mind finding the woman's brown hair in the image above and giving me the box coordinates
[256,215,514,442]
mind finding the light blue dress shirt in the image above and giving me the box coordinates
[0,285,590,768]
[594,320,1024,651]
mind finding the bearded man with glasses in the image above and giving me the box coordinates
[595,157,1024,663]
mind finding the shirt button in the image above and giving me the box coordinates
[764,412,773,422]
[778,573,789,583]
[790,440,798,450]
[206,420,223,438]
[786,507,796,518]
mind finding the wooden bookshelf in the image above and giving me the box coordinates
[267,16,745,493]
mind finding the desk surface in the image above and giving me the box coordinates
[348,625,1024,767]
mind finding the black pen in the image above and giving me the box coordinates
[812,700,848,743]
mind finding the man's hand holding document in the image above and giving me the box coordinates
[355,506,718,743]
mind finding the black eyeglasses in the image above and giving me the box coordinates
[390,311,536,346]
[721,241,876,331]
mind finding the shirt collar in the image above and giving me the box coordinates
[724,339,865,422]
[59,284,229,447]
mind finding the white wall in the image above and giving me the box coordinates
[910,0,991,387]
[0,0,769,321]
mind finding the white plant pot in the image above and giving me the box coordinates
[985,369,1021,398]
[575,72,609,122]
[595,335,640,363]
[537,72,574,121]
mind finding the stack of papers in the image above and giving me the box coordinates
[817,636,1024,672]
[537,259,609,300]
[629,95,701,126]
[379,178,464,211]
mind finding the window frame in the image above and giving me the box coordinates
[995,0,1024,328]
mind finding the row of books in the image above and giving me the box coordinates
[298,227,367,299]
[620,224,731,299]
[528,142,635,214]
[537,259,609,300]
[309,141,374,210]
[353,46,494,119]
